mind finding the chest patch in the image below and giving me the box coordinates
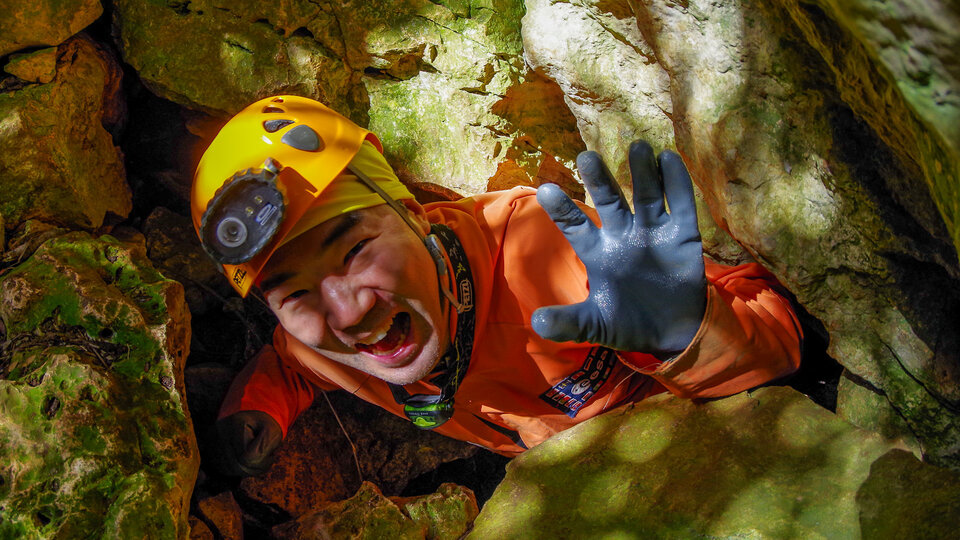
[539,347,615,418]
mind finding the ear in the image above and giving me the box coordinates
[401,199,431,236]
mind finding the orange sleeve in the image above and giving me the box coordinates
[619,261,802,398]
[217,343,318,438]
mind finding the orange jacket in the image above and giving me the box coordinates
[221,188,802,456]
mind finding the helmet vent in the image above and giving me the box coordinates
[262,106,285,114]
[271,97,284,103]
[281,124,324,152]
[263,119,295,133]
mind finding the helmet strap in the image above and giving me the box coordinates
[347,163,467,313]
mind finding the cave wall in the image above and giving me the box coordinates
[1,0,959,534]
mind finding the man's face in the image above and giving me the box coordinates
[259,201,449,385]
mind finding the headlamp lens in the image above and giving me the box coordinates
[216,217,248,248]
[199,168,286,265]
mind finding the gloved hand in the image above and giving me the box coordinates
[531,140,707,357]
[215,410,284,476]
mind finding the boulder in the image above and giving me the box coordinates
[4,48,58,84]
[272,481,478,540]
[0,232,198,537]
[0,0,102,57]
[0,34,130,232]
[471,387,960,538]
[601,0,960,466]
[196,491,244,540]
[111,0,369,121]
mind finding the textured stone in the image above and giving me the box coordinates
[0,232,197,538]
[471,387,960,538]
[112,0,369,121]
[272,481,477,540]
[607,0,960,467]
[143,207,228,316]
[272,482,425,539]
[393,483,479,540]
[0,34,131,231]
[362,0,556,197]
[4,48,58,84]
[0,0,102,57]
[239,391,477,517]
[196,491,243,540]
[188,516,215,540]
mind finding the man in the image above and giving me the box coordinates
[192,95,802,475]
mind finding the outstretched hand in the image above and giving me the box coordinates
[531,140,707,356]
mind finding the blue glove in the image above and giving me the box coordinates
[531,140,707,356]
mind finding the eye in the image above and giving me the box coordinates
[277,289,307,308]
[343,239,369,264]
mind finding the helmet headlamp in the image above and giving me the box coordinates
[199,167,286,265]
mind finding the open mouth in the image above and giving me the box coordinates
[355,312,411,357]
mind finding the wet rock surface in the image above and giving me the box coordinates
[473,387,960,538]
[0,0,958,536]
[0,232,197,538]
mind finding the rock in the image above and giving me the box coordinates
[272,482,425,539]
[520,0,750,264]
[0,0,102,57]
[363,0,549,197]
[392,483,480,540]
[143,207,229,316]
[776,0,960,260]
[471,387,960,538]
[188,516,215,540]
[4,48,58,84]
[615,0,960,467]
[836,370,921,454]
[0,232,198,538]
[196,491,244,540]
[239,391,477,518]
[857,448,960,538]
[111,0,369,121]
[0,34,131,232]
[272,481,477,540]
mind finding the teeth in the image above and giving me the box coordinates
[357,316,394,346]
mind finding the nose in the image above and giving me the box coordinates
[319,273,375,331]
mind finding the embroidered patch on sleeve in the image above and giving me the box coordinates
[539,347,615,418]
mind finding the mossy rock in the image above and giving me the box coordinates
[472,387,960,538]
[0,232,197,538]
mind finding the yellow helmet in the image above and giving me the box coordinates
[191,95,381,297]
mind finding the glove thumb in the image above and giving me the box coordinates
[216,410,284,477]
[531,303,604,344]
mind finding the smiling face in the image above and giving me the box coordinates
[259,200,450,385]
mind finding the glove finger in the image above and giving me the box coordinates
[628,140,667,227]
[537,183,599,255]
[658,150,698,228]
[577,150,631,233]
[531,302,604,344]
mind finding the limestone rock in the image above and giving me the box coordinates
[239,391,478,518]
[4,48,58,84]
[0,34,131,232]
[363,0,562,197]
[111,0,369,121]
[777,0,960,260]
[143,207,228,316]
[272,481,478,540]
[611,0,960,467]
[0,0,102,57]
[196,491,244,540]
[471,387,960,538]
[392,483,480,540]
[0,232,198,538]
